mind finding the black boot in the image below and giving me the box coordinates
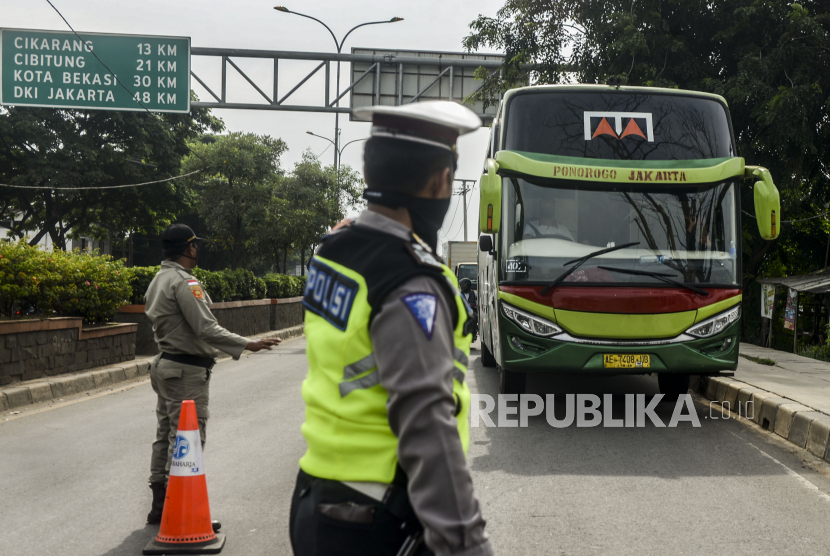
[147,482,166,524]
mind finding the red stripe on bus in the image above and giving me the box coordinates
[499,286,741,314]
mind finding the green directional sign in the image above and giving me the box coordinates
[0,29,190,113]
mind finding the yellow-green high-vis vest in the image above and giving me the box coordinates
[299,224,472,483]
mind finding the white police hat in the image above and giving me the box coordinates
[353,101,482,151]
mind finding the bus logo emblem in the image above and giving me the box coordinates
[584,111,654,142]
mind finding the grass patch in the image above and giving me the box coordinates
[739,354,776,366]
[798,345,830,364]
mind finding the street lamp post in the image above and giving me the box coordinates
[306,132,368,172]
[275,7,403,169]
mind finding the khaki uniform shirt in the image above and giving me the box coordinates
[357,211,493,556]
[144,261,249,360]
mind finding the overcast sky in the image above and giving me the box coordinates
[5,0,506,249]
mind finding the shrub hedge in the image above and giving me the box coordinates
[263,273,307,298]
[0,240,132,324]
[131,266,302,303]
[129,266,159,305]
[0,240,303,322]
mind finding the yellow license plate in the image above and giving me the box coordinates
[603,354,651,368]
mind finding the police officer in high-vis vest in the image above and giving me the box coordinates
[290,102,493,556]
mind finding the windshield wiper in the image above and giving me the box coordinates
[540,242,640,295]
[597,266,710,296]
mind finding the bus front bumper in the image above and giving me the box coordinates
[498,318,740,375]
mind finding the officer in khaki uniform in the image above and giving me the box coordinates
[145,224,280,524]
[290,102,493,556]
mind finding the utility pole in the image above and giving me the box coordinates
[824,203,830,270]
[454,179,476,242]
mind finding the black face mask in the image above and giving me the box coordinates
[168,243,198,262]
[363,189,451,252]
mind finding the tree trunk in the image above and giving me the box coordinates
[28,225,52,247]
[307,244,316,271]
[43,190,64,250]
[744,240,774,287]
[232,214,242,269]
[283,244,289,276]
[300,246,306,276]
[128,233,134,267]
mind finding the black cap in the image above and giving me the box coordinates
[162,223,201,254]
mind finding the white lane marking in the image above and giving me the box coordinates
[729,430,830,503]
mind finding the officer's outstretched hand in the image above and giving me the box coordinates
[246,338,282,352]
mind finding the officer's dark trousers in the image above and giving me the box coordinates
[289,469,434,556]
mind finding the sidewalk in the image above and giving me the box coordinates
[0,324,304,413]
[735,343,830,415]
[703,343,830,464]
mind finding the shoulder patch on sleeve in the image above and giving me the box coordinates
[183,278,205,300]
[401,292,438,339]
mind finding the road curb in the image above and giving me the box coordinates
[701,376,830,465]
[1,324,304,413]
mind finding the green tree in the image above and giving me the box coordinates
[182,132,287,269]
[283,151,363,274]
[464,0,830,282]
[245,151,363,275]
[246,192,293,273]
[0,94,224,251]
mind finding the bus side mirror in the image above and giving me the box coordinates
[479,235,493,253]
[479,158,501,233]
[746,166,781,240]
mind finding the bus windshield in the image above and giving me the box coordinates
[500,176,739,286]
[504,91,734,160]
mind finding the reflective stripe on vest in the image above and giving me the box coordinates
[340,349,468,397]
[343,353,377,380]
[340,370,380,397]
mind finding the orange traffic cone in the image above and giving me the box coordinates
[143,400,225,554]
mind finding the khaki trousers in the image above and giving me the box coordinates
[148,355,210,484]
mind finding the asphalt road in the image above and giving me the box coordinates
[2,337,830,555]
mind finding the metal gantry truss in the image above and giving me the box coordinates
[190,47,504,122]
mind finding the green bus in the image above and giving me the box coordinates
[477,84,781,395]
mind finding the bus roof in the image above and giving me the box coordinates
[500,84,728,109]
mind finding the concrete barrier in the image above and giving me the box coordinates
[756,396,790,431]
[806,417,830,458]
[773,403,812,439]
[785,411,825,449]
[116,297,304,355]
[701,376,830,465]
[0,318,137,387]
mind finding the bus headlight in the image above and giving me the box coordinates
[685,305,741,338]
[501,301,563,338]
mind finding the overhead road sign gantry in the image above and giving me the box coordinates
[188,47,503,124]
[349,48,503,124]
[1,28,190,113]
